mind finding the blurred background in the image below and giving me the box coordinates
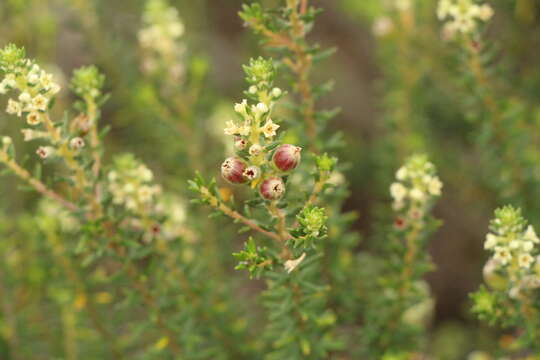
[1,0,539,357]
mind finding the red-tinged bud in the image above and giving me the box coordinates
[259,177,285,200]
[234,137,247,150]
[221,157,248,184]
[273,144,301,172]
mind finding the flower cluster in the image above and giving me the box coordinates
[483,206,539,270]
[107,154,162,213]
[221,57,301,201]
[437,0,494,38]
[0,44,60,121]
[138,0,185,80]
[70,65,105,100]
[390,155,442,228]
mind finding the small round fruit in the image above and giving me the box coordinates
[221,157,248,184]
[259,177,285,200]
[273,144,302,172]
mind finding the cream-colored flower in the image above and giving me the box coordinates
[494,246,512,265]
[224,120,238,136]
[518,253,534,269]
[409,188,425,201]
[524,225,539,243]
[32,95,48,111]
[249,144,262,156]
[428,177,443,196]
[6,99,22,116]
[18,92,31,103]
[36,146,54,159]
[234,99,248,114]
[26,111,41,125]
[396,166,408,181]
[484,233,497,250]
[390,182,407,202]
[262,119,279,138]
[69,137,85,149]
[478,4,493,21]
[284,252,306,274]
[238,125,251,136]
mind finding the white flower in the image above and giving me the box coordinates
[26,111,41,125]
[21,129,42,141]
[518,253,534,269]
[18,92,31,103]
[27,72,39,84]
[36,146,54,159]
[224,120,238,136]
[138,185,155,202]
[494,246,512,265]
[2,136,12,145]
[234,99,248,114]
[124,183,136,193]
[522,241,534,253]
[428,177,443,196]
[69,137,85,149]
[272,87,282,98]
[6,99,22,116]
[484,233,498,250]
[32,95,48,111]
[437,0,453,19]
[137,165,153,182]
[248,85,257,94]
[3,75,16,89]
[253,102,268,115]
[409,188,425,201]
[249,144,262,156]
[524,225,539,243]
[509,240,521,250]
[390,182,407,202]
[396,166,408,180]
[478,4,494,21]
[238,125,251,136]
[262,119,279,138]
[284,252,306,274]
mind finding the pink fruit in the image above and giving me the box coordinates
[259,177,285,200]
[273,144,301,172]
[221,157,248,184]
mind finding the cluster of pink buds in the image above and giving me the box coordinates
[221,143,301,200]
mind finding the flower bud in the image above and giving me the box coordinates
[36,146,54,159]
[273,144,301,172]
[234,137,247,150]
[249,144,262,156]
[70,137,85,149]
[243,166,260,181]
[259,177,285,200]
[221,157,248,184]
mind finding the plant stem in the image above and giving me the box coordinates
[0,150,78,211]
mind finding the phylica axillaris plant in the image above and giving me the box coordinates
[472,206,540,347]
[221,57,300,200]
[138,0,186,80]
[437,0,493,39]
[390,155,443,230]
